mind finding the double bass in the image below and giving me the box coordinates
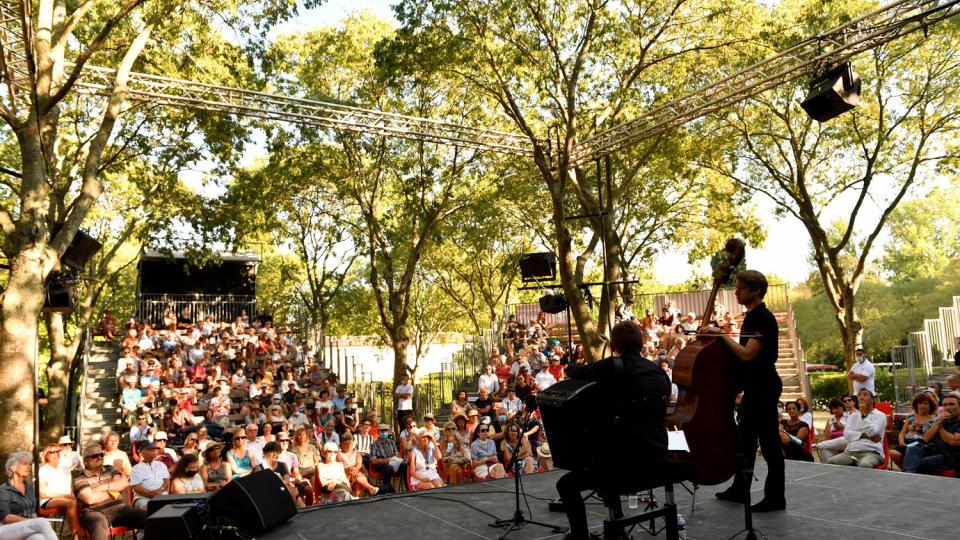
[668,238,745,486]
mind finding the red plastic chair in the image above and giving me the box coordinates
[37,506,67,536]
[937,469,956,478]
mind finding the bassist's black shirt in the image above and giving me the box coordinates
[738,302,780,394]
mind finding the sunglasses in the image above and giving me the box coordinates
[233,437,244,441]
[444,427,454,431]
[479,429,489,433]
[87,453,104,459]
[48,449,61,454]
[843,399,853,402]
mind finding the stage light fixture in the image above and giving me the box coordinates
[539,289,568,314]
[801,61,861,122]
[519,252,557,283]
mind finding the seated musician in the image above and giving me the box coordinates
[555,321,671,540]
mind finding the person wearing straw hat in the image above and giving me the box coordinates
[536,442,553,471]
[199,443,231,492]
[316,442,353,502]
[56,435,82,472]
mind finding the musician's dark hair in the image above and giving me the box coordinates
[610,321,644,355]
[735,270,768,298]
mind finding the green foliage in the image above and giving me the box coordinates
[809,370,894,410]
[795,258,960,366]
[881,182,960,281]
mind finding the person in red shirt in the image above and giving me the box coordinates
[547,356,564,381]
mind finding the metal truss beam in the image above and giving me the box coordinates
[0,0,536,157]
[3,1,959,166]
[571,0,960,167]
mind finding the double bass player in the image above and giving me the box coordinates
[703,270,786,512]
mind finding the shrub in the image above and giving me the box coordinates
[809,369,893,410]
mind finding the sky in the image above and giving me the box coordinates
[202,0,909,287]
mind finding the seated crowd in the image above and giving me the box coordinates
[4,304,955,540]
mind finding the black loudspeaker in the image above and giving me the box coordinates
[50,224,102,271]
[207,469,296,534]
[538,290,568,314]
[145,504,202,540]
[519,252,557,282]
[801,62,861,122]
[42,272,75,313]
[146,492,208,516]
[537,379,603,470]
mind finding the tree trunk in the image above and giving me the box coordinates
[0,247,51,462]
[549,192,605,362]
[43,312,81,445]
[391,332,410,386]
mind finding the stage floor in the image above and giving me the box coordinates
[264,461,959,540]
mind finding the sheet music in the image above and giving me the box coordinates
[667,429,690,452]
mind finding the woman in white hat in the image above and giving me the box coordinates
[409,431,444,491]
[316,442,353,502]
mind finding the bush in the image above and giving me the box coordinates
[809,369,893,410]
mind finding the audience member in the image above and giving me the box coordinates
[501,423,537,474]
[72,443,146,540]
[199,443,231,491]
[814,399,848,462]
[57,436,82,472]
[847,348,876,396]
[316,442,354,502]
[410,432,444,491]
[370,423,406,489]
[338,433,378,497]
[152,432,178,470]
[0,452,59,540]
[130,442,170,510]
[170,455,204,494]
[827,389,887,468]
[891,392,940,469]
[440,421,471,485]
[902,392,960,475]
[227,427,257,478]
[779,402,814,462]
[470,423,505,480]
[394,374,414,429]
[37,444,80,535]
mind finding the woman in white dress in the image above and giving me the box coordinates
[409,432,444,491]
[37,445,80,536]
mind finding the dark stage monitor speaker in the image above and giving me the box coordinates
[538,378,603,471]
[146,492,208,516]
[207,469,296,535]
[519,252,557,282]
[145,503,202,540]
[801,62,861,122]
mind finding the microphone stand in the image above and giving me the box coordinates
[489,446,566,539]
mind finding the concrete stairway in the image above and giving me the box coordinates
[80,343,122,445]
[774,311,806,402]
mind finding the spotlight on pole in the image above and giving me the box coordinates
[538,289,568,314]
[801,61,861,122]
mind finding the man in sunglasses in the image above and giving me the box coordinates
[72,444,146,540]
